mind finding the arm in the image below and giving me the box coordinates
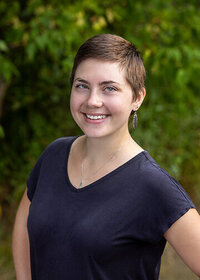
[12,189,31,280]
[164,208,200,277]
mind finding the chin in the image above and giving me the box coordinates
[80,127,109,138]
[83,132,108,139]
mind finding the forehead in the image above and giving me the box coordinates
[74,58,126,84]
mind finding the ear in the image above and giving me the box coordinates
[132,87,146,111]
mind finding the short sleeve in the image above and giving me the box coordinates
[137,162,196,243]
[27,152,44,201]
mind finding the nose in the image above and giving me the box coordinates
[86,89,103,108]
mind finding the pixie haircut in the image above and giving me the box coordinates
[70,34,146,99]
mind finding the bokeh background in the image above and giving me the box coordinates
[0,0,200,279]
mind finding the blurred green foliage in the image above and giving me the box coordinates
[0,0,200,225]
[0,0,200,278]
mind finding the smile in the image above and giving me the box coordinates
[85,114,108,120]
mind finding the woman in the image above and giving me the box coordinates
[12,34,200,280]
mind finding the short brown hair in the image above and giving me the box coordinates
[70,34,146,99]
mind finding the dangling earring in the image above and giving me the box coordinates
[133,111,138,129]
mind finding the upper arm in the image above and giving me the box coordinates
[164,208,200,277]
[14,189,31,228]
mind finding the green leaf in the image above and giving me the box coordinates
[0,40,8,52]
[0,125,5,138]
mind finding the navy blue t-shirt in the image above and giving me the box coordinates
[27,136,195,280]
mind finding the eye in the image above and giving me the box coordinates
[104,86,117,93]
[75,83,89,90]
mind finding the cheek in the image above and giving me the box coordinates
[70,93,79,120]
[69,94,73,113]
[108,99,133,115]
[70,92,80,111]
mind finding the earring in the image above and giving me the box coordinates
[133,111,138,129]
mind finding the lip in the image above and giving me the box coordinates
[82,112,110,116]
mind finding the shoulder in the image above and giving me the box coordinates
[45,136,77,149]
[41,136,77,158]
[136,151,194,205]
[30,136,77,169]
[27,136,78,201]
[138,151,179,187]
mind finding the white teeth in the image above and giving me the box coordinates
[86,114,107,120]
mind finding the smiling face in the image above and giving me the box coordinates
[70,58,143,140]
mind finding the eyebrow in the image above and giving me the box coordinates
[74,78,120,86]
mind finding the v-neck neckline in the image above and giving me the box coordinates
[65,136,147,193]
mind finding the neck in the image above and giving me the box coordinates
[82,131,134,164]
